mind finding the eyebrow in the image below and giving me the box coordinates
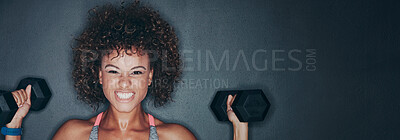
[104,64,147,70]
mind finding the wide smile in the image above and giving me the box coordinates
[114,91,135,103]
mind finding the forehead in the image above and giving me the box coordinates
[101,50,150,67]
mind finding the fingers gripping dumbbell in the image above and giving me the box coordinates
[0,77,52,126]
[210,89,270,122]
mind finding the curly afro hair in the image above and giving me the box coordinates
[72,2,181,110]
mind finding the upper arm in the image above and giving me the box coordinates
[52,119,90,140]
[160,124,196,140]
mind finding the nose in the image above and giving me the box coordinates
[118,76,132,89]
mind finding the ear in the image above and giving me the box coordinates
[148,68,153,86]
[99,68,103,84]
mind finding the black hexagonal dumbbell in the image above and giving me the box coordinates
[0,77,52,126]
[210,89,270,122]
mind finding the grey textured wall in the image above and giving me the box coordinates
[1,0,400,139]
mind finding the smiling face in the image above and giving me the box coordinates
[99,49,153,112]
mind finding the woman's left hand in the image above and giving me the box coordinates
[226,94,247,126]
[226,94,248,140]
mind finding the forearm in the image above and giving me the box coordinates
[233,123,248,140]
[5,118,22,140]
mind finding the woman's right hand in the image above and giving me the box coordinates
[6,85,32,128]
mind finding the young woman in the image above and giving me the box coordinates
[5,2,248,140]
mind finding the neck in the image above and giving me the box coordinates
[101,104,148,131]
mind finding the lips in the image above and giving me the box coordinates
[115,91,135,102]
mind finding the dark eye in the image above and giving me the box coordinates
[107,70,118,74]
[132,71,143,75]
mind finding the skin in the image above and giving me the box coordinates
[6,49,248,140]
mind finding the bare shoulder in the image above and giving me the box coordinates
[52,118,95,140]
[156,123,197,140]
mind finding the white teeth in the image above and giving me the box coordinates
[116,92,134,99]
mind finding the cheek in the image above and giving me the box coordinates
[102,75,119,90]
[134,77,150,91]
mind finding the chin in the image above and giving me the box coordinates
[117,108,134,113]
[112,102,139,113]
